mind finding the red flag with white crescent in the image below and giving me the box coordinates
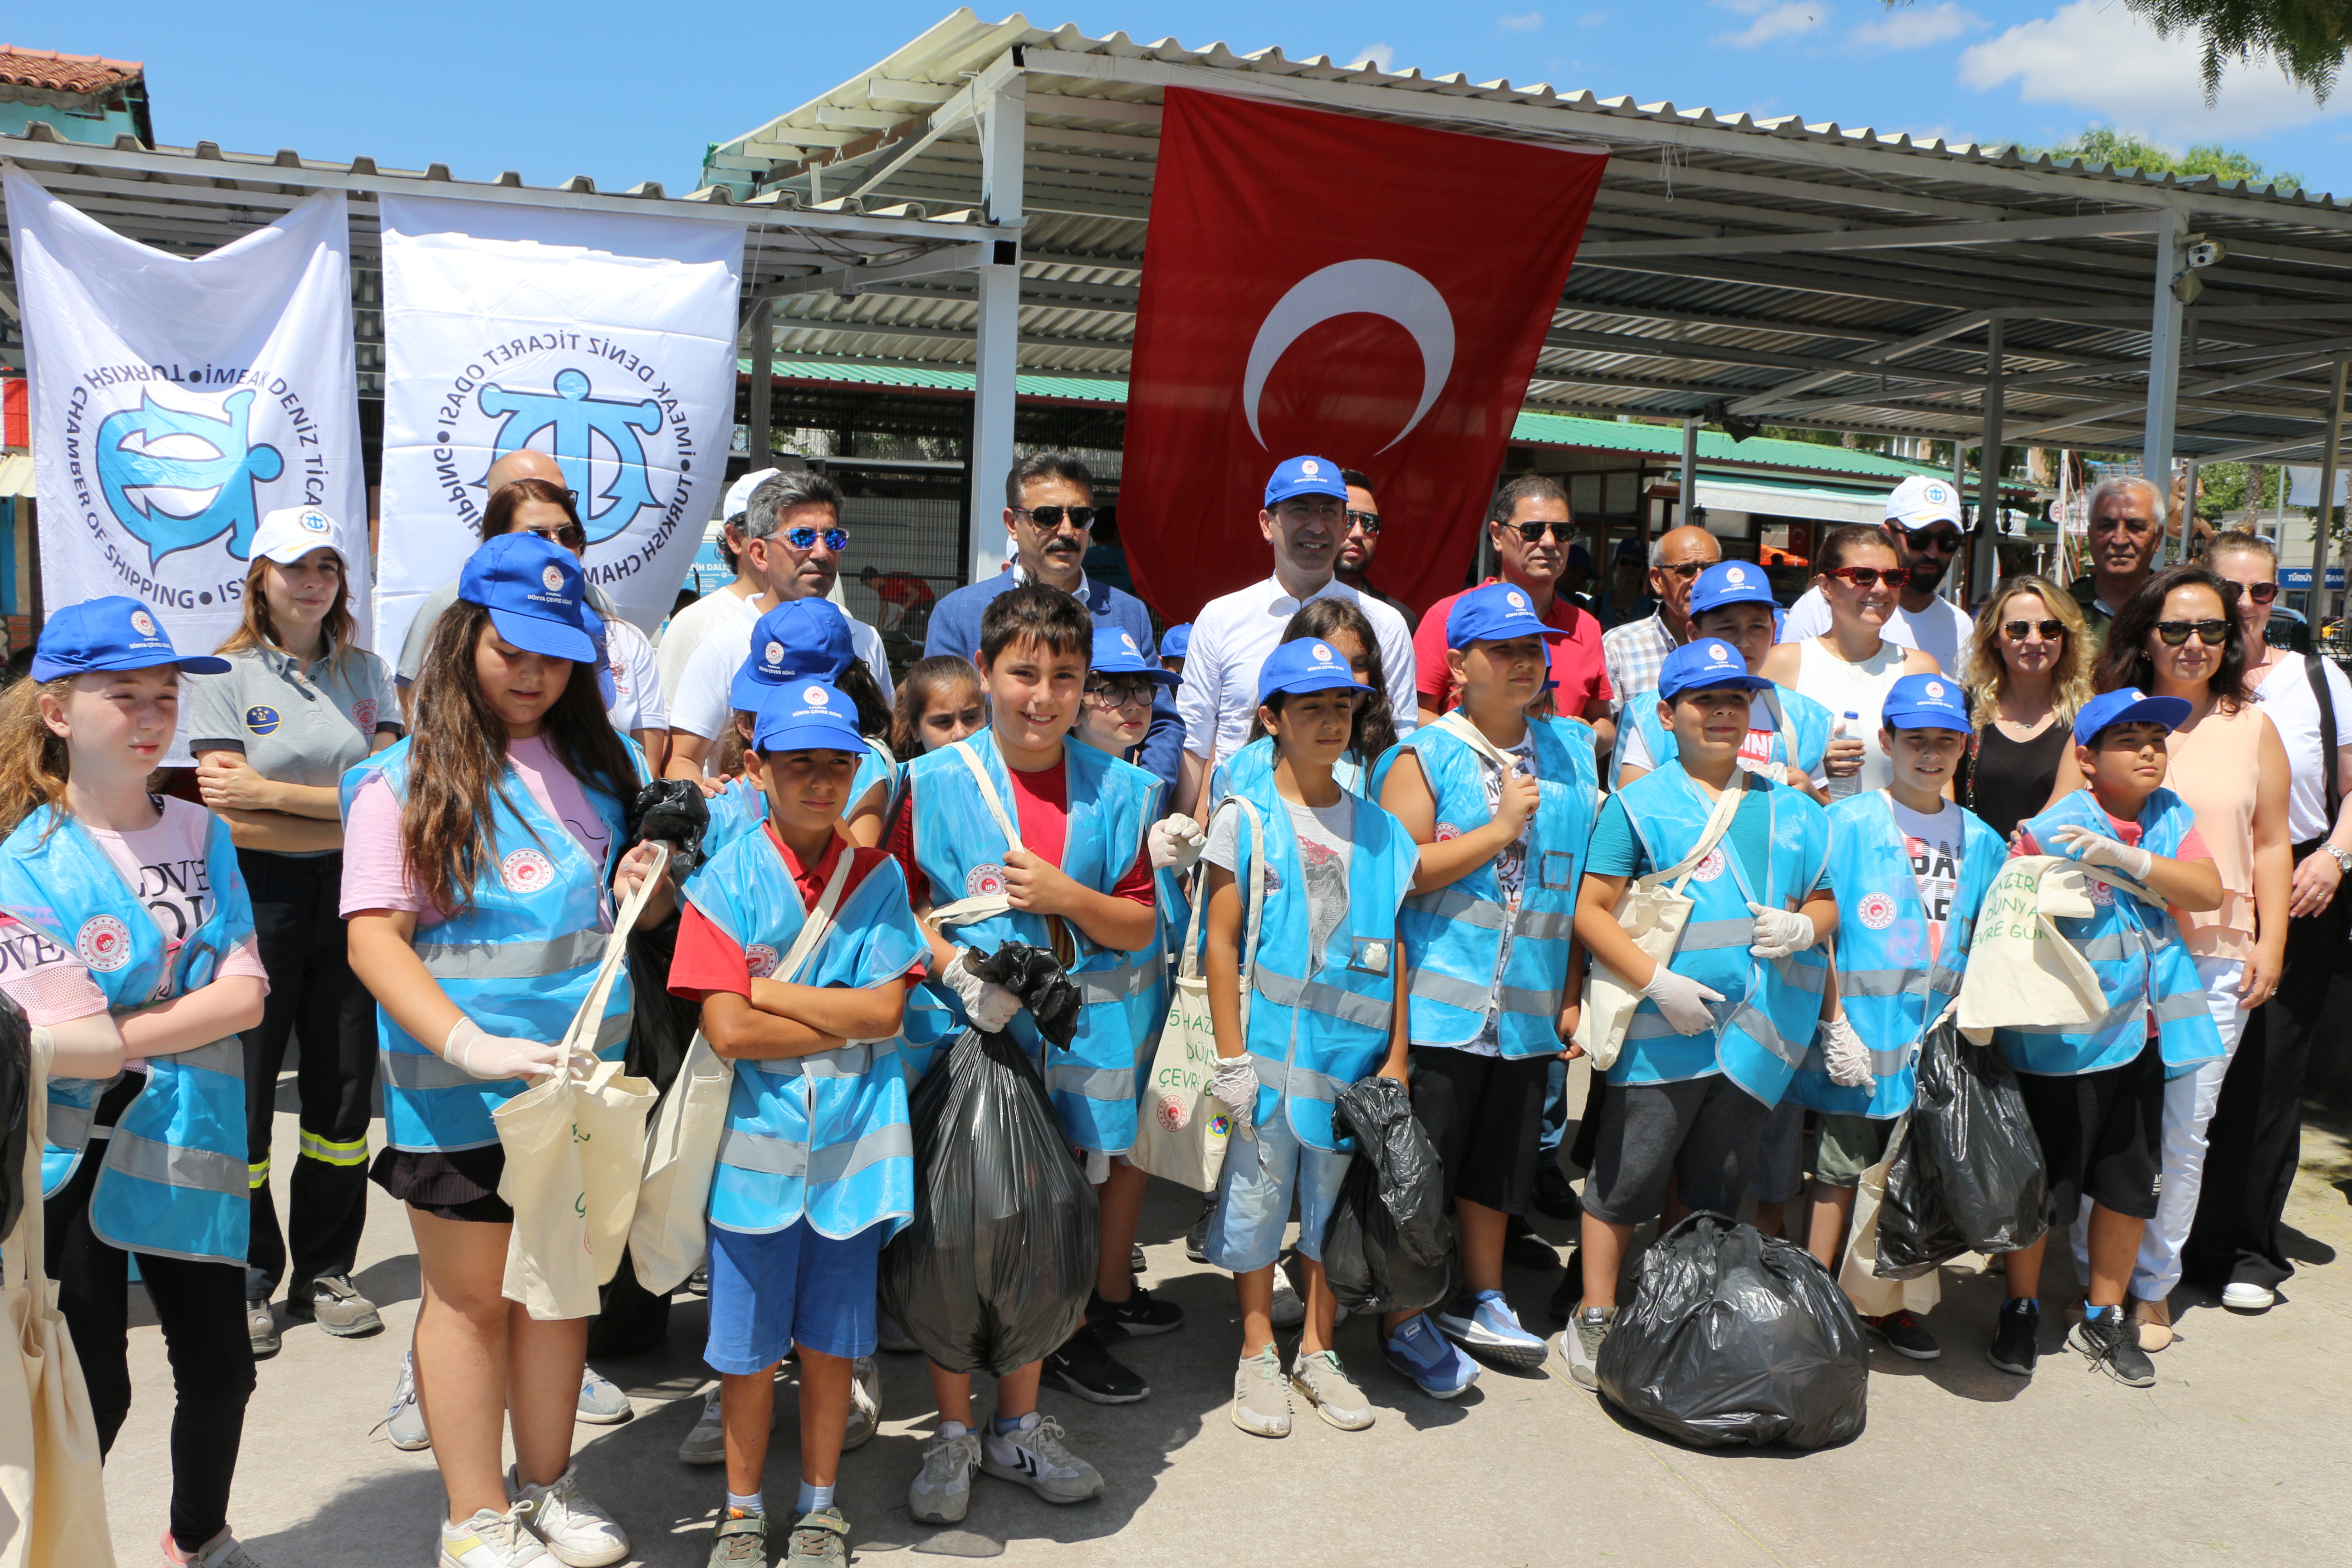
[1120,88,1605,619]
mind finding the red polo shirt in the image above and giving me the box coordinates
[1413,578,1612,717]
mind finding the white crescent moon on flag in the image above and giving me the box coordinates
[1240,259,1457,453]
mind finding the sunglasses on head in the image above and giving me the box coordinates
[523,523,588,551]
[1824,566,1902,588]
[1504,519,1568,544]
[2220,579,2280,605]
[1014,505,1097,529]
[1903,527,1963,553]
[1346,509,1382,534]
[781,525,850,552]
[2002,619,2065,641]
[1084,676,1157,708]
[2154,619,2231,647]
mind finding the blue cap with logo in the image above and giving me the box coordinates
[1257,637,1370,705]
[750,679,870,756]
[1091,626,1177,686]
[2073,687,2192,745]
[1264,456,1348,508]
[1656,637,1771,702]
[1881,672,1972,731]
[730,598,855,711]
[1160,622,1192,661]
[1445,580,1571,649]
[1688,560,1778,617]
[30,597,230,682]
[458,533,600,665]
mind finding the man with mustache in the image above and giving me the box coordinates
[2068,478,2167,651]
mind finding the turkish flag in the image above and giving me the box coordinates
[1121,88,1604,620]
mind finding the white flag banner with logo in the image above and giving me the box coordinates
[375,195,743,657]
[5,170,367,726]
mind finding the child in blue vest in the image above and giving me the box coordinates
[884,584,1159,1523]
[343,536,666,1568]
[664,680,926,1568]
[0,598,270,1568]
[1562,638,1837,1390]
[703,599,895,856]
[1372,583,1600,1382]
[1788,672,2004,1361]
[1211,598,1400,804]
[1199,637,1421,1437]
[1990,688,2225,1388]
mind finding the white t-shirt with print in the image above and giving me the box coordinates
[1205,791,1357,974]
[1886,794,1963,958]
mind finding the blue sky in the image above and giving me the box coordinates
[13,0,2349,196]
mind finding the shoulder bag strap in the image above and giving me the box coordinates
[1431,709,1522,775]
[3,1025,50,1291]
[774,846,857,986]
[1650,769,1750,895]
[2309,652,2342,829]
[556,841,669,1066]
[951,738,1023,852]
[1180,795,1265,1039]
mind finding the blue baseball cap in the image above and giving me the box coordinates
[1881,672,1971,731]
[1160,622,1192,660]
[1657,638,1772,702]
[458,533,600,664]
[30,597,230,682]
[750,679,870,756]
[1257,637,1370,705]
[580,602,618,707]
[1445,581,1570,649]
[1091,626,1177,686]
[1688,561,1777,618]
[2073,687,2192,745]
[730,598,855,711]
[1264,456,1348,508]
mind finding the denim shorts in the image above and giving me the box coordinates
[1204,1109,1355,1274]
[704,1218,886,1374]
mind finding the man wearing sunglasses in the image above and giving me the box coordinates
[2066,477,2167,650]
[1777,475,1976,676]
[1331,469,1413,622]
[923,451,1182,793]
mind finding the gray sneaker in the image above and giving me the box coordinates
[784,1507,849,1566]
[1290,1349,1374,1431]
[908,1427,983,1524]
[2068,1307,2156,1388]
[1556,1304,1617,1392]
[980,1411,1103,1503]
[247,1299,279,1360]
[575,1367,632,1425]
[1268,1264,1306,1329]
[705,1512,767,1566]
[843,1355,881,1452]
[288,1274,383,1338]
[1230,1345,1293,1438]
[175,1527,267,1567]
[382,1350,431,1451]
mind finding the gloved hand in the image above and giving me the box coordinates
[945,948,1022,1032]
[443,1016,561,1082]
[1208,1053,1259,1117]
[1640,964,1726,1035]
[2047,823,2155,882]
[1747,901,1820,959]
[1149,813,1207,872]
[1819,1015,1875,1089]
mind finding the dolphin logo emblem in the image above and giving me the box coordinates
[1242,260,1456,454]
[95,389,285,567]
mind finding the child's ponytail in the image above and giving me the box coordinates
[0,676,74,838]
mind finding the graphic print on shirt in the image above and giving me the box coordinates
[1903,831,1960,956]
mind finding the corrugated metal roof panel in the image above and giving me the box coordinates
[1510,410,1941,478]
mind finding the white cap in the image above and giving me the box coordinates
[1885,475,1963,529]
[721,467,780,524]
[249,506,346,565]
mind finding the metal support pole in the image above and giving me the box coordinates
[1973,318,2004,602]
[967,67,1026,586]
[2312,357,2347,623]
[2180,458,2200,563]
[1679,417,1702,531]
[746,297,773,468]
[2144,213,2187,524]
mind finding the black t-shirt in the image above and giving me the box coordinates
[1967,720,2073,843]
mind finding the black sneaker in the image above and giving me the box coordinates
[1532,1165,1584,1221]
[1547,1253,1584,1322]
[1185,1196,1214,1264]
[2068,1306,2155,1387]
[1865,1309,1940,1361]
[1503,1216,1560,1272]
[1987,1299,2040,1377]
[1040,1325,1149,1404]
[1088,1284,1185,1339]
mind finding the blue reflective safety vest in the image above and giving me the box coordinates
[1368,715,1600,1058]
[683,833,923,1240]
[1607,765,1831,1106]
[1220,773,1421,1150]
[0,805,255,1264]
[702,778,770,857]
[902,731,1161,1151]
[1786,791,2003,1117]
[340,738,643,1152]
[1214,737,1368,802]
[1997,787,2223,1079]
[1616,683,1834,789]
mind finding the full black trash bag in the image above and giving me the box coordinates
[0,991,28,1245]
[1321,1076,1451,1316]
[1873,1123,1966,1280]
[626,778,710,876]
[965,941,1082,1048]
[879,1026,1098,1374]
[1910,1014,2048,1254]
[1597,1212,1868,1450]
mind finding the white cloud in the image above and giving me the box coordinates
[1850,2,1978,49]
[1959,0,2346,142]
[1580,9,1611,24]
[1714,0,1829,49]
[1352,41,1396,70]
[1499,10,1545,31]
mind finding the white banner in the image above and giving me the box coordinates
[5,170,367,682]
[376,196,743,657]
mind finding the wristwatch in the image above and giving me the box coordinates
[2328,844,2352,876]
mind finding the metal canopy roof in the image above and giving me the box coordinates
[702,8,2352,469]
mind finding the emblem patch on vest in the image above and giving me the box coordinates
[966,864,1008,898]
[746,944,781,979]
[2089,879,2114,906]
[1857,892,1897,931]
[76,915,133,971]
[1433,822,1462,842]
[1692,847,1727,883]
[500,848,556,894]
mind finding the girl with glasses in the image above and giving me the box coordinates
[1758,525,1940,797]
[1958,575,2095,841]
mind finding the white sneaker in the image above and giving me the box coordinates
[508,1465,628,1568]
[439,1507,549,1568]
[164,1528,265,1567]
[844,1355,882,1451]
[908,1426,982,1524]
[2222,1281,2277,1312]
[979,1411,1103,1504]
[380,1350,431,1451]
[1269,1263,1305,1329]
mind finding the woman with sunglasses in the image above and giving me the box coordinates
[2183,532,2352,1313]
[1958,576,2095,841]
[2048,563,2290,1352]
[1759,524,1940,797]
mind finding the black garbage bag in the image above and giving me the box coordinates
[1873,1122,1967,1281]
[1320,1076,1450,1316]
[879,1026,1098,1374]
[965,941,1082,1049]
[1598,1212,1868,1450]
[587,1242,672,1357]
[624,913,697,1096]
[626,778,710,876]
[1910,1014,2048,1254]
[0,990,28,1245]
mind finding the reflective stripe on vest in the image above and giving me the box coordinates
[106,1128,248,1196]
[417,929,609,982]
[380,1008,630,1090]
[719,1122,913,1183]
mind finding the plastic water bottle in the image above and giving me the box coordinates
[1824,711,1862,799]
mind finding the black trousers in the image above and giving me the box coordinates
[46,1133,254,1552]
[240,849,376,1302]
[2185,841,2350,1292]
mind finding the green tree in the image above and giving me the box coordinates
[2008,126,2304,191]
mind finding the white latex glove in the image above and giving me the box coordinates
[1208,1054,1259,1118]
[2047,823,2155,882]
[1083,1147,1111,1184]
[1747,901,1820,959]
[442,1016,561,1082]
[945,948,1022,1032]
[1640,964,1726,1035]
[1149,813,1207,872]
[1819,1016,1875,1090]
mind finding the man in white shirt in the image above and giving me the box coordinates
[665,470,893,776]
[1778,475,1976,675]
[1175,455,1416,816]
[655,466,777,705]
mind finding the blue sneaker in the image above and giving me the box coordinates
[1382,1312,1480,1399]
[1433,1289,1548,1371]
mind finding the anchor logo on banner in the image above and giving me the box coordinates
[477,368,663,544]
[95,388,286,567]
